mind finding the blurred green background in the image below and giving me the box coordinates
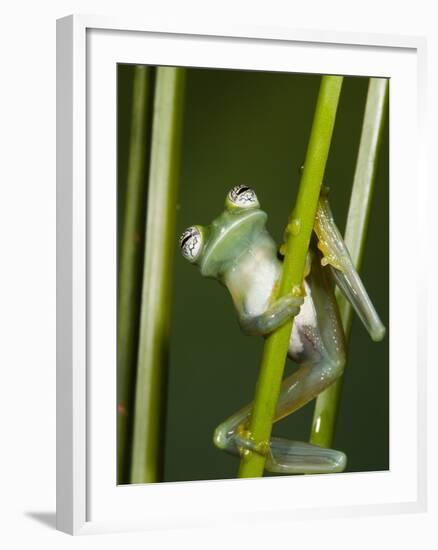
[118,65,389,483]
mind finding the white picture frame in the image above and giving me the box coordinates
[56,14,427,535]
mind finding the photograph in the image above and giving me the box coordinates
[116,64,389,485]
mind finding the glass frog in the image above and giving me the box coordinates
[179,185,385,475]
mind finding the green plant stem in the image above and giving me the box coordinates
[238,76,344,478]
[310,78,389,448]
[130,67,186,484]
[117,66,153,484]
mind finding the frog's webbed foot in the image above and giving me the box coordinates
[266,438,346,474]
[239,295,304,336]
[234,429,346,474]
[236,430,347,474]
[214,421,346,475]
[313,191,385,342]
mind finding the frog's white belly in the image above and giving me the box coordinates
[229,245,319,361]
[244,260,280,316]
[243,257,318,359]
[289,287,318,358]
[247,275,317,359]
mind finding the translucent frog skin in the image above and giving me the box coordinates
[180,185,385,475]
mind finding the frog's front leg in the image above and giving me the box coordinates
[239,294,304,336]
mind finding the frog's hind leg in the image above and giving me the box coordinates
[313,191,385,342]
[213,406,346,474]
[214,364,347,475]
[214,258,348,474]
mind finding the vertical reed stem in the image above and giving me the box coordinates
[130,67,186,484]
[238,76,344,478]
[310,78,389,448]
[117,66,153,484]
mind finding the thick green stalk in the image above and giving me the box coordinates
[117,66,153,484]
[310,78,389,448]
[130,67,186,484]
[238,76,344,478]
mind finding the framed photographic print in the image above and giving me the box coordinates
[56,15,427,535]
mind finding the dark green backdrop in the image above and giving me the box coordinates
[118,65,389,482]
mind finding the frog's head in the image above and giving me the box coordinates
[179,185,268,278]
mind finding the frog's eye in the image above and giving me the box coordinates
[227,185,259,209]
[179,226,203,262]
